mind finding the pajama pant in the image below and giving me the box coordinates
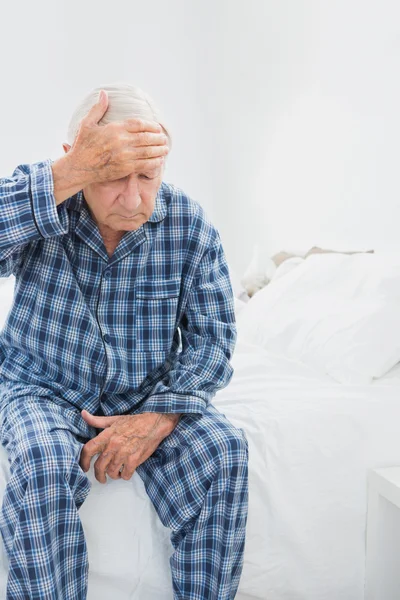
[0,396,249,599]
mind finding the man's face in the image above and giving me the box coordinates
[82,168,163,234]
[63,144,163,234]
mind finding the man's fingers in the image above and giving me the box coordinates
[93,450,117,484]
[130,156,167,171]
[79,436,105,472]
[105,453,130,480]
[83,89,109,127]
[120,456,137,481]
[123,118,162,134]
[129,131,169,147]
[81,409,121,428]
[129,145,169,162]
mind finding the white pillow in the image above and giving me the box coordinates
[236,253,400,384]
[270,256,304,282]
[241,244,276,297]
[227,264,249,303]
[234,297,247,316]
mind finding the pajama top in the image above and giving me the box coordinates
[0,159,237,417]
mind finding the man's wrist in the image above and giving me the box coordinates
[51,154,92,206]
[161,413,181,425]
[152,412,182,436]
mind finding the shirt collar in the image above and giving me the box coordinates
[63,181,168,223]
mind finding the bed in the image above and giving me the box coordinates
[0,251,399,599]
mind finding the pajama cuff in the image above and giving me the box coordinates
[133,392,207,418]
[30,159,68,239]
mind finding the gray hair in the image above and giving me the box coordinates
[66,82,172,154]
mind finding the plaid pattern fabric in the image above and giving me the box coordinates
[0,395,248,599]
[0,161,248,599]
[0,159,237,418]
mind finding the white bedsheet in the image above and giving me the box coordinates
[1,279,400,597]
[221,338,400,599]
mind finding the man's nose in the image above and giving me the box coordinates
[120,174,141,211]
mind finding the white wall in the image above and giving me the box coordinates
[0,0,217,220]
[212,0,400,274]
[1,1,400,276]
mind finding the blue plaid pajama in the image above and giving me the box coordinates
[0,395,248,599]
[0,159,248,597]
[0,159,237,419]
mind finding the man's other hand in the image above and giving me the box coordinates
[79,410,177,484]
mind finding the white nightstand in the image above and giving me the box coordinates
[365,467,400,600]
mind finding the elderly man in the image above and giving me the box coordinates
[0,83,248,600]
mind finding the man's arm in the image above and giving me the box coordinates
[0,160,70,278]
[0,89,168,278]
[135,229,237,419]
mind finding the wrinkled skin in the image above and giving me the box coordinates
[52,89,170,205]
[80,410,180,484]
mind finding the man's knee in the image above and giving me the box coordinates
[211,427,248,472]
[178,410,248,471]
[20,438,74,474]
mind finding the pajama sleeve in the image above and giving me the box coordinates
[135,229,237,418]
[0,159,67,277]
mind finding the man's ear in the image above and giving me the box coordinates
[62,143,71,154]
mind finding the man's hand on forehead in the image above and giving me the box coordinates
[52,90,170,204]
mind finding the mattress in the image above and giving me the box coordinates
[1,275,400,598]
[218,337,400,600]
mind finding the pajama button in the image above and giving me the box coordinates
[104,270,111,279]
[103,334,111,343]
